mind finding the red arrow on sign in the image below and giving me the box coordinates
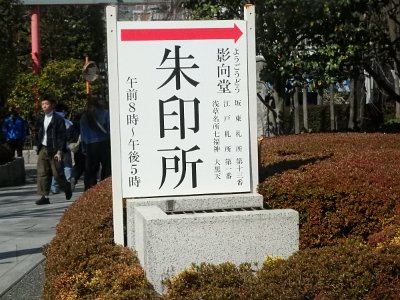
[121,24,243,43]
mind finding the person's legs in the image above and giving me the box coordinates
[72,152,85,182]
[36,147,51,204]
[51,164,71,194]
[70,152,83,192]
[50,177,60,194]
[99,140,111,180]
[84,143,99,190]
[50,158,72,200]
[6,140,17,157]
[64,165,73,191]
[15,139,23,157]
[63,151,73,182]
[64,165,72,182]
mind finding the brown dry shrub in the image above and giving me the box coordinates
[162,241,400,300]
[44,133,400,299]
[42,178,155,299]
[258,133,400,249]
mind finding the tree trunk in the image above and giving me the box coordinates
[274,91,284,135]
[397,102,400,119]
[257,83,285,136]
[257,83,268,137]
[330,84,335,131]
[348,79,356,130]
[363,63,400,104]
[362,2,400,105]
[357,74,366,129]
[302,87,308,132]
[294,88,300,134]
[387,0,400,108]
[391,69,400,119]
[317,89,323,105]
[256,55,267,137]
[271,81,285,135]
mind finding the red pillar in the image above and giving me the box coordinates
[31,6,41,75]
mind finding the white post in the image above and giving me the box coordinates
[244,4,258,193]
[106,5,124,245]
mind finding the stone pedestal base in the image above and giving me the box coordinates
[22,150,38,165]
[127,194,299,294]
[0,157,25,187]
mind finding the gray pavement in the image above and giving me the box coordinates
[0,164,84,299]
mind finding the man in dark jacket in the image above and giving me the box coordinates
[34,96,72,205]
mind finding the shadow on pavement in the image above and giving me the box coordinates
[0,247,43,261]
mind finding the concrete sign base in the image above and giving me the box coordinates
[0,158,25,187]
[127,194,299,294]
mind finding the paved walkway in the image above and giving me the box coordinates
[0,164,83,299]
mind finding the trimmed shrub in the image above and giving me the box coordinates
[44,133,400,298]
[42,178,155,300]
[380,119,400,133]
[162,241,400,300]
[162,263,257,300]
[368,211,400,248]
[256,241,400,299]
[258,133,400,249]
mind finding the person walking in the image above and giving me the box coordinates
[34,96,72,205]
[68,112,94,191]
[1,108,28,157]
[50,103,73,194]
[80,94,111,190]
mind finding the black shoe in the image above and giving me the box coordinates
[36,196,50,205]
[65,182,72,200]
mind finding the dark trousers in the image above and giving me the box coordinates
[72,150,91,189]
[37,147,69,196]
[85,140,111,190]
[7,139,24,157]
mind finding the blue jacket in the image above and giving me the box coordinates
[2,115,27,141]
[80,109,110,146]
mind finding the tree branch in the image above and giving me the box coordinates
[363,62,400,103]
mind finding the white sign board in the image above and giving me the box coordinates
[116,20,250,198]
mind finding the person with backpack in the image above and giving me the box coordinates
[68,112,94,191]
[50,103,73,194]
[80,94,111,190]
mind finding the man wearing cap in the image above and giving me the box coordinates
[34,96,72,205]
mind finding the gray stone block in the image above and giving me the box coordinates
[0,158,25,187]
[22,150,38,165]
[132,199,299,294]
[126,193,264,248]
